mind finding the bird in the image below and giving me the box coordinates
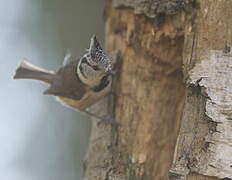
[13,35,117,124]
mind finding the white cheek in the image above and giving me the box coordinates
[83,64,102,79]
[77,64,103,88]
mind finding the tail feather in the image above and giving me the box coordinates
[13,60,55,84]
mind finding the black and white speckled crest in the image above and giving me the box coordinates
[88,35,112,72]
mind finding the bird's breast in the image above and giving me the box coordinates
[56,76,112,111]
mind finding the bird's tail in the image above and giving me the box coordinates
[13,60,55,84]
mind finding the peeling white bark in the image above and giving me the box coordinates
[189,50,232,178]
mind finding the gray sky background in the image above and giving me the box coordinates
[0,0,104,180]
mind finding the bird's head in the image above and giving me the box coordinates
[77,35,114,87]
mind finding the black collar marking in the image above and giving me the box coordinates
[92,75,110,92]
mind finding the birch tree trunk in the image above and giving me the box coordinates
[83,0,232,180]
[170,1,232,180]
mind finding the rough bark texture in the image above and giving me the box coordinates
[170,0,232,180]
[83,0,186,179]
[113,0,195,18]
[83,0,232,180]
[105,6,185,180]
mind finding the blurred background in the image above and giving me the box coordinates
[0,0,104,180]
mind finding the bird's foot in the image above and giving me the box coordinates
[97,115,120,127]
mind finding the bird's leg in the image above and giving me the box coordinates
[98,91,120,126]
[97,115,119,127]
[84,92,119,126]
[83,110,119,127]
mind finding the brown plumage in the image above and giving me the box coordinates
[14,59,112,111]
[13,35,118,125]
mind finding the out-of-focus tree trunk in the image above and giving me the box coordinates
[83,0,232,180]
[170,1,232,180]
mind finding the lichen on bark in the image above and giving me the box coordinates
[113,0,196,18]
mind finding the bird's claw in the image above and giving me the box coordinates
[97,115,120,127]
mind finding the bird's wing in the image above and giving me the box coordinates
[45,59,87,101]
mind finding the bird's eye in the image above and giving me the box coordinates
[82,56,100,71]
[82,57,88,63]
[92,65,100,71]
